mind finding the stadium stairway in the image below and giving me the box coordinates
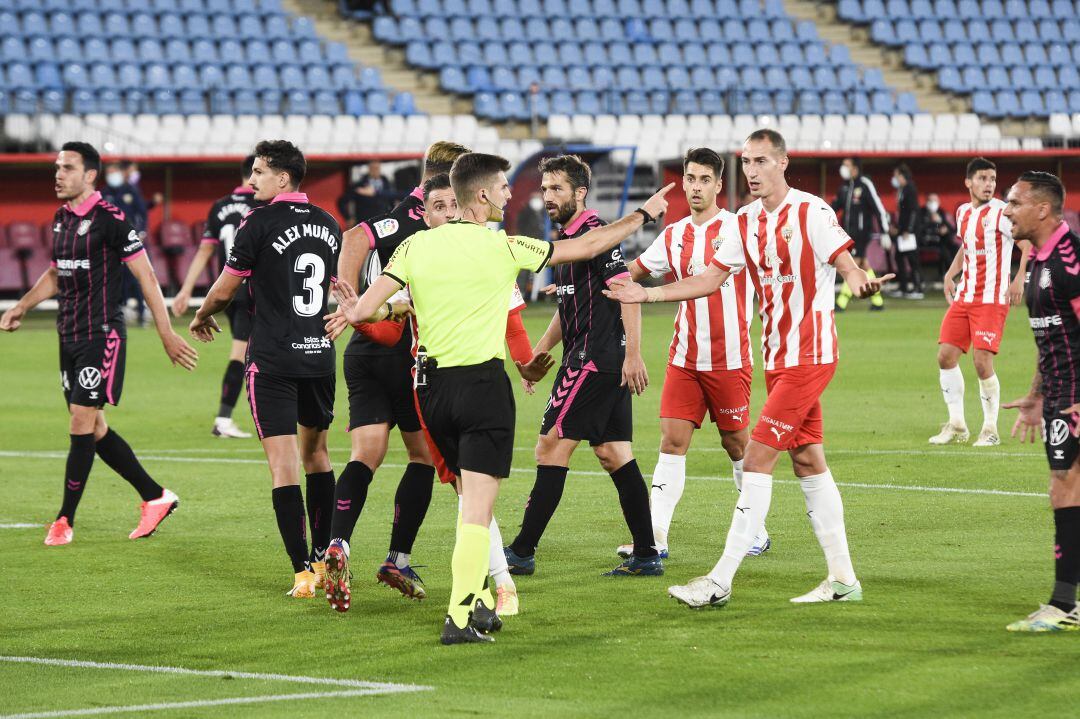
[284,0,470,118]
[786,0,1043,137]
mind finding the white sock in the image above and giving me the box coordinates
[800,469,856,585]
[649,452,686,550]
[707,472,773,590]
[978,374,1000,431]
[731,458,744,492]
[488,516,513,588]
[939,366,966,427]
[388,551,410,569]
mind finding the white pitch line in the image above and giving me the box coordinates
[0,689,386,719]
[0,655,430,719]
[0,523,40,529]
[0,450,1045,499]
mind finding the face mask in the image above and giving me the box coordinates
[106,171,124,188]
[926,201,939,213]
[891,177,901,189]
[839,165,851,181]
[128,171,140,185]
[529,197,543,212]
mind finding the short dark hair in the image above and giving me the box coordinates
[1017,170,1065,214]
[254,139,306,188]
[422,173,451,203]
[449,152,511,204]
[61,141,101,174]
[538,154,592,193]
[746,128,787,155]
[895,163,913,182]
[424,141,471,177]
[966,157,996,179]
[242,154,256,178]
[683,147,725,179]
[843,157,862,171]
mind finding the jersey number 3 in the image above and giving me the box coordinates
[293,253,325,317]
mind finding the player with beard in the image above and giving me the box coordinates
[2,142,197,546]
[503,154,661,577]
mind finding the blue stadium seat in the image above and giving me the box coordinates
[1,37,25,63]
[567,66,592,90]
[804,42,828,66]
[313,90,339,114]
[672,90,698,114]
[212,14,239,37]
[615,67,641,89]
[990,90,1017,117]
[518,66,542,88]
[1000,43,1024,64]
[911,0,935,17]
[49,12,75,35]
[689,66,713,89]
[756,45,781,66]
[40,88,64,113]
[583,43,608,67]
[89,64,118,90]
[468,0,495,13]
[131,13,158,37]
[459,41,483,65]
[764,67,788,90]
[542,65,568,88]
[21,12,49,36]
[431,42,458,68]
[1069,90,1080,113]
[160,13,185,37]
[1044,90,1069,113]
[1010,66,1035,89]
[938,66,962,91]
[225,66,253,90]
[837,0,863,20]
[649,18,675,39]
[473,91,500,119]
[361,89,387,115]
[1060,66,1080,90]
[789,66,813,89]
[393,91,417,115]
[492,66,517,91]
[863,67,886,89]
[280,65,306,91]
[700,89,725,114]
[1024,43,1049,65]
[1039,20,1062,41]
[259,89,283,114]
[285,90,313,115]
[1062,20,1080,42]
[1018,89,1044,116]
[199,65,224,89]
[982,0,1005,16]
[405,42,433,68]
[234,89,260,114]
[209,89,233,115]
[178,89,205,114]
[905,44,929,68]
[449,17,473,41]
[740,67,766,88]
[986,65,1010,90]
[186,15,211,37]
[151,89,179,114]
[483,42,508,66]
[440,66,467,93]
[623,90,649,115]
[62,64,87,89]
[27,37,52,64]
[72,88,98,114]
[666,66,691,90]
[641,66,666,90]
[974,42,1001,64]
[358,66,382,89]
[103,12,130,36]
[12,89,37,113]
[238,14,265,38]
[468,66,493,92]
[372,16,397,42]
[989,19,1012,42]
[942,19,966,43]
[165,40,193,64]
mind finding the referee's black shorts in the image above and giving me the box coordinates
[416,358,515,478]
[343,351,421,432]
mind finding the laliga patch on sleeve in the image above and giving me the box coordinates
[374,218,399,238]
[508,283,525,311]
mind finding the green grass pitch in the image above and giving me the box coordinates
[0,299,1074,718]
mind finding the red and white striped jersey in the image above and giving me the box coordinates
[635,209,753,371]
[953,198,1014,305]
[712,189,854,371]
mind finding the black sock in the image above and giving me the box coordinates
[218,360,245,419]
[272,485,309,574]
[305,471,335,564]
[1050,507,1080,612]
[388,462,436,554]
[509,465,568,557]
[610,460,658,558]
[330,461,374,543]
[58,433,96,525]
[94,428,164,502]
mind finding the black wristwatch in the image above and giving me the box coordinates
[635,207,655,224]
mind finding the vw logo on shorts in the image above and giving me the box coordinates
[1049,418,1071,447]
[78,367,102,390]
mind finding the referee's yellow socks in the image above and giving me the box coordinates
[448,523,491,629]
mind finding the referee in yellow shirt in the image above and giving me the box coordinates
[333,152,672,644]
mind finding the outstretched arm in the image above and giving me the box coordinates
[549,184,674,266]
[128,252,198,369]
[604,262,731,304]
[332,275,411,326]
[0,266,58,331]
[834,251,894,299]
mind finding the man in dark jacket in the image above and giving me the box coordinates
[916,192,958,283]
[890,164,923,298]
[832,157,888,311]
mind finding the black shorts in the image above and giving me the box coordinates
[539,364,632,445]
[225,293,252,343]
[849,234,872,259]
[416,359,515,478]
[1043,397,1080,471]
[59,336,126,408]
[246,370,335,440]
[344,351,421,432]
